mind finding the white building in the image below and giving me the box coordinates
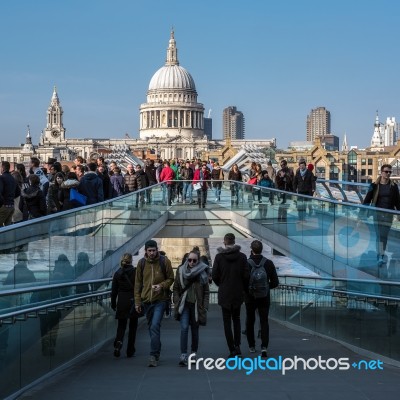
[370,112,398,148]
[0,31,275,166]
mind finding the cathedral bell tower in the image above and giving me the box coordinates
[43,86,66,143]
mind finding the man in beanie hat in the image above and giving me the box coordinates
[134,239,174,367]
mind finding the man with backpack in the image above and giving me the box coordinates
[245,240,279,358]
[134,240,174,367]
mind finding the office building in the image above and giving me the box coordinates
[223,106,245,140]
[306,107,331,141]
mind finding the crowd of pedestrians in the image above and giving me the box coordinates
[111,234,279,367]
[0,156,233,227]
[1,153,320,228]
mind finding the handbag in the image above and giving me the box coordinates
[193,182,202,191]
[248,176,257,185]
[70,188,87,206]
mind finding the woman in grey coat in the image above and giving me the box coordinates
[173,248,209,366]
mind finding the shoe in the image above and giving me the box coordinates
[227,350,237,358]
[234,345,242,357]
[249,347,256,353]
[113,341,122,358]
[179,353,188,366]
[190,352,197,361]
[148,355,158,367]
[126,347,135,357]
[261,347,268,358]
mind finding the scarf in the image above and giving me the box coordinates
[300,168,307,178]
[178,261,209,318]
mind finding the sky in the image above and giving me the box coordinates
[0,0,399,149]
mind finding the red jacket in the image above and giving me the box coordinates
[193,168,210,190]
[159,166,175,184]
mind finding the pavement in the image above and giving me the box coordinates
[19,305,400,400]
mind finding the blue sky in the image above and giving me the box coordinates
[0,0,399,149]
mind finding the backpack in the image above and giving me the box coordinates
[248,257,269,298]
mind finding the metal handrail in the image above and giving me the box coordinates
[279,283,400,302]
[0,289,111,325]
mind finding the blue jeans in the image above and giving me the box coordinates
[180,302,199,354]
[213,182,222,200]
[182,182,193,202]
[143,301,166,357]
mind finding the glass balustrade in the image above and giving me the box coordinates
[0,186,165,291]
[1,178,400,398]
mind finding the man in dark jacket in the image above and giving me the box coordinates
[96,164,111,200]
[123,164,136,194]
[276,159,294,222]
[245,240,279,358]
[78,162,104,205]
[212,233,249,358]
[133,165,149,207]
[293,159,316,221]
[21,174,47,219]
[144,159,157,204]
[181,161,194,204]
[0,161,20,226]
[4,252,36,286]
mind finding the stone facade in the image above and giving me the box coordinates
[275,137,400,182]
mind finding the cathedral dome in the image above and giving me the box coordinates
[149,65,196,91]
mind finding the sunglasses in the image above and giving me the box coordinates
[383,170,392,174]
[187,258,198,263]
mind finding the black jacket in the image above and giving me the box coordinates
[21,186,46,218]
[245,254,279,304]
[293,169,316,195]
[47,182,62,213]
[97,172,112,199]
[134,169,149,190]
[181,166,194,181]
[0,171,19,207]
[212,245,249,308]
[78,172,104,205]
[363,180,400,211]
[276,167,294,191]
[124,172,136,193]
[111,265,136,319]
[4,262,36,286]
[144,164,157,185]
